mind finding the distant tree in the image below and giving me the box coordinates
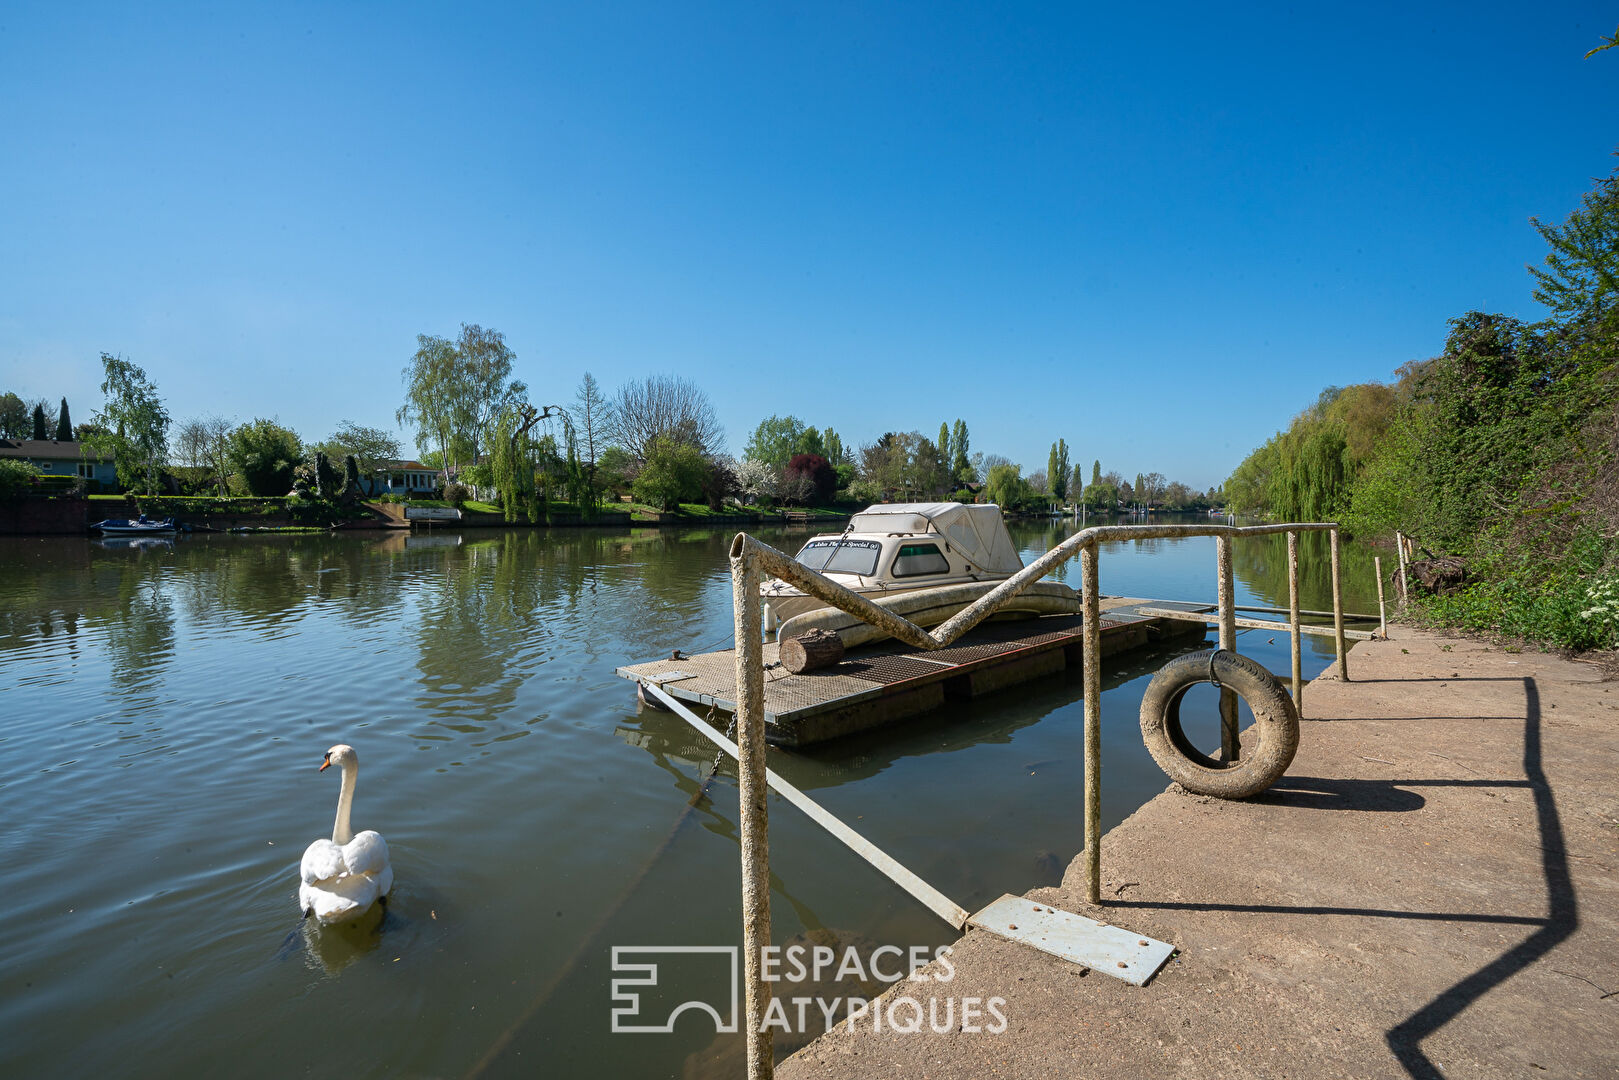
[700,454,739,511]
[455,323,528,467]
[55,398,71,441]
[938,423,951,469]
[312,451,342,498]
[823,429,846,467]
[1140,472,1167,507]
[1134,473,1144,503]
[632,436,710,510]
[397,334,467,481]
[194,416,235,496]
[951,420,971,485]
[342,455,363,500]
[1528,157,1618,335]
[910,436,949,497]
[1069,464,1085,503]
[784,453,836,505]
[1048,439,1070,502]
[0,393,27,438]
[744,415,808,469]
[573,372,612,503]
[1091,460,1101,486]
[315,421,403,482]
[31,402,47,440]
[736,459,779,504]
[84,354,170,494]
[596,445,634,500]
[227,418,303,495]
[1028,470,1049,494]
[173,419,211,470]
[985,462,1034,510]
[491,405,542,522]
[859,432,911,500]
[609,375,723,460]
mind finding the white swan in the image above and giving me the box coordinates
[299,744,394,924]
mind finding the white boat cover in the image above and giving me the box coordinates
[846,503,1024,575]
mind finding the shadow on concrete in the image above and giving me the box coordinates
[1252,775,1427,812]
[1113,677,1574,1078]
[1383,677,1575,1079]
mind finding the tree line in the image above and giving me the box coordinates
[10,326,1214,519]
[1223,152,1618,649]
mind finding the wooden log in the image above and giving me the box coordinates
[780,628,845,674]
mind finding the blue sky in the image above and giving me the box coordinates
[3,2,1615,488]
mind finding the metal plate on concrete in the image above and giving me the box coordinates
[967,894,1175,987]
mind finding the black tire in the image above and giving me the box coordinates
[1139,649,1299,798]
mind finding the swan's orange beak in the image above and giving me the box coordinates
[319,757,331,771]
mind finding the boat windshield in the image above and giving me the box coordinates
[795,538,882,576]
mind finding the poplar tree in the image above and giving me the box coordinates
[55,398,71,441]
[951,419,971,484]
[1048,439,1070,501]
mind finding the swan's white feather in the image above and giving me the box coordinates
[298,745,393,925]
[299,832,393,923]
[300,839,346,885]
[343,830,390,877]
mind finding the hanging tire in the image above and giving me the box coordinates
[1139,649,1299,798]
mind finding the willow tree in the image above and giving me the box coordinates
[492,408,539,523]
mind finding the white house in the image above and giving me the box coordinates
[370,460,442,496]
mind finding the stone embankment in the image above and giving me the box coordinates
[782,628,1619,1079]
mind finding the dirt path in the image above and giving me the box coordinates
[778,627,1619,1079]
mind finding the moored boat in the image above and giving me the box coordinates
[91,515,177,535]
[761,502,1063,631]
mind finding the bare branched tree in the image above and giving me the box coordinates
[606,375,724,460]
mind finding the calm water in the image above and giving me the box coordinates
[0,519,1377,1079]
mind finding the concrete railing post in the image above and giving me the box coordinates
[1215,534,1238,762]
[731,546,772,1080]
[1330,527,1347,680]
[1081,540,1102,905]
[1288,530,1303,718]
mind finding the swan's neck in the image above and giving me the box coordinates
[332,760,358,846]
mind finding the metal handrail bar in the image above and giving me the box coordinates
[720,521,1347,1080]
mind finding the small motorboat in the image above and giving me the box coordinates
[761,502,1077,632]
[91,514,177,535]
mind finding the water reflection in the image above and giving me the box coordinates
[0,523,1377,1080]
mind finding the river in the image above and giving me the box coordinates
[0,519,1378,1078]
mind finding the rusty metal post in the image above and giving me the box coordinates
[1375,555,1387,639]
[1330,527,1347,680]
[1395,530,1410,603]
[1287,530,1302,717]
[1215,534,1238,762]
[1080,540,1102,905]
[730,544,772,1080]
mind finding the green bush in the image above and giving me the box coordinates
[1410,529,1617,651]
[631,439,709,511]
[0,459,40,498]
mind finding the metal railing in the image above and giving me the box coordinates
[715,521,1349,1079]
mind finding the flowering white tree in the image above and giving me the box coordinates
[736,459,779,504]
